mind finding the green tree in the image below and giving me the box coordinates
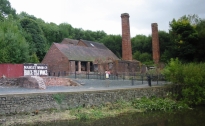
[195,19,205,62]
[19,18,47,61]
[0,0,16,18]
[59,23,74,39]
[131,35,152,54]
[100,35,122,58]
[158,31,172,62]
[169,15,199,62]
[93,30,107,42]
[133,51,152,65]
[41,22,62,45]
[73,28,85,40]
[0,15,29,63]
[18,11,36,20]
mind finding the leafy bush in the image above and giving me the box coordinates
[162,58,184,84]
[181,63,205,105]
[162,58,205,105]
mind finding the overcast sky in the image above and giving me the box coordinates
[9,0,205,37]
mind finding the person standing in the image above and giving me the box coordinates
[105,70,110,79]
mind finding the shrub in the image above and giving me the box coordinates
[162,58,184,84]
[163,58,205,105]
[182,63,205,105]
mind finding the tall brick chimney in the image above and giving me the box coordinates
[151,23,160,64]
[121,13,132,61]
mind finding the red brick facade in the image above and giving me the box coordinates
[121,13,132,61]
[41,44,70,75]
[151,23,160,64]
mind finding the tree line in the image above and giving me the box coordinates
[0,0,205,64]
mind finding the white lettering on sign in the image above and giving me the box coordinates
[24,64,48,76]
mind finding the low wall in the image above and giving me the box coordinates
[0,77,79,87]
[0,86,178,115]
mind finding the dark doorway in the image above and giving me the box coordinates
[90,62,94,72]
[81,62,87,71]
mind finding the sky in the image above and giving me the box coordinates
[9,0,205,37]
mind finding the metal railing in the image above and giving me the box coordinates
[47,71,166,86]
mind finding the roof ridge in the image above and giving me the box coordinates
[80,39,104,44]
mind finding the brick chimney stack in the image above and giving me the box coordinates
[151,23,160,64]
[121,13,132,61]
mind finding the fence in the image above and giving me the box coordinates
[47,71,166,85]
[0,64,23,78]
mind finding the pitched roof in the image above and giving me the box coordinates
[79,39,109,50]
[54,43,119,62]
[61,38,78,45]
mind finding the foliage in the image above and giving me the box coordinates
[0,0,16,18]
[195,19,205,62]
[19,18,47,61]
[132,97,189,112]
[53,93,65,104]
[0,16,29,63]
[40,22,62,45]
[158,31,172,62]
[163,58,205,105]
[162,58,184,84]
[169,15,199,62]
[131,35,152,54]
[133,51,153,65]
[181,63,205,105]
[58,23,74,39]
[29,53,39,63]
[69,96,189,121]
[100,35,122,58]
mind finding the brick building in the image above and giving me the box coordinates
[42,39,119,74]
[42,38,140,75]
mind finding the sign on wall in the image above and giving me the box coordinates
[24,64,48,76]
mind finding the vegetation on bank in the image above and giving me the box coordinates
[3,97,189,125]
[73,97,189,121]
[163,58,205,105]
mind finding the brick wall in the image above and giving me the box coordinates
[113,60,140,74]
[151,23,160,64]
[41,44,70,75]
[121,13,132,61]
[44,77,80,86]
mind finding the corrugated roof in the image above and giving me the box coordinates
[54,43,119,62]
[61,38,78,45]
[80,39,109,50]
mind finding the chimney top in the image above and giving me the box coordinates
[121,13,129,17]
[151,23,158,27]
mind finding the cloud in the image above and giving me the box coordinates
[9,0,205,37]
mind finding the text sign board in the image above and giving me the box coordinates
[24,64,48,76]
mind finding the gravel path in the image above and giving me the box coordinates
[0,79,167,95]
